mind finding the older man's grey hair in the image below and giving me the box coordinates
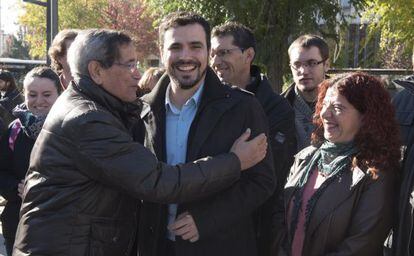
[67,29,133,81]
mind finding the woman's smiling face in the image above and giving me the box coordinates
[320,86,363,143]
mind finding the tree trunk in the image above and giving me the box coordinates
[257,0,293,93]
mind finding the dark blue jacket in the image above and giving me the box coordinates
[390,76,414,256]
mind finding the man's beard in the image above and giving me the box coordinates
[297,80,318,93]
[168,60,207,90]
[301,86,317,93]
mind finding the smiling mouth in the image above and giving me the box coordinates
[177,65,196,72]
[324,122,338,130]
[174,62,199,72]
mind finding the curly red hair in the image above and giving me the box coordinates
[311,72,400,175]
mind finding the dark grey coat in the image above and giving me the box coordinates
[389,76,414,256]
[274,146,396,256]
[246,65,296,256]
[13,76,241,256]
[138,68,276,256]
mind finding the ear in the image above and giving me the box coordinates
[88,61,104,85]
[323,58,330,73]
[245,47,255,65]
[159,46,165,66]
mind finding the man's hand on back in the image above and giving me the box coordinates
[231,128,267,170]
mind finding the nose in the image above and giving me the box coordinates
[133,67,141,81]
[298,64,310,74]
[37,95,46,104]
[320,104,331,120]
[179,46,193,60]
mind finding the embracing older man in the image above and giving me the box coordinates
[13,29,267,256]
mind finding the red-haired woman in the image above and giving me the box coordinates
[274,72,400,256]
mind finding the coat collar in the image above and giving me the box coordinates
[281,75,330,106]
[3,88,20,99]
[394,75,414,95]
[304,164,366,239]
[281,82,296,106]
[141,67,241,161]
[285,146,367,192]
[247,65,280,107]
[72,76,142,126]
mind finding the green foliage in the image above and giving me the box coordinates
[19,2,46,58]
[364,0,414,46]
[147,0,367,91]
[7,31,31,59]
[19,0,105,58]
[99,0,158,61]
[18,0,157,60]
[363,0,414,67]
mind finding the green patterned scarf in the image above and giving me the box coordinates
[289,140,359,245]
[297,141,358,186]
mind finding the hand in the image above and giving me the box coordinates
[168,211,199,243]
[17,179,25,199]
[230,128,267,171]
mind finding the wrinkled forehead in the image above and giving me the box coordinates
[325,86,340,99]
[117,43,137,61]
[211,35,235,49]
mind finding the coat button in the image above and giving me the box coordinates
[225,93,230,98]
[150,226,154,233]
[112,236,119,242]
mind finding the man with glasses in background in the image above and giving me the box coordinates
[282,34,330,150]
[210,22,296,256]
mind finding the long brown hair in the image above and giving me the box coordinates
[312,73,400,175]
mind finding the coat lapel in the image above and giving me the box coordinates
[305,165,367,238]
[284,146,318,208]
[141,68,238,162]
[141,75,169,162]
[186,68,239,161]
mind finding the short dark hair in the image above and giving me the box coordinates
[0,69,17,92]
[24,66,63,95]
[48,29,79,73]
[212,22,256,53]
[158,11,211,50]
[288,34,329,61]
[68,29,133,80]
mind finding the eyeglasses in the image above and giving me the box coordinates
[114,61,140,71]
[210,48,245,58]
[290,59,326,71]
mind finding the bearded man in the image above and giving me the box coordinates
[138,12,275,256]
